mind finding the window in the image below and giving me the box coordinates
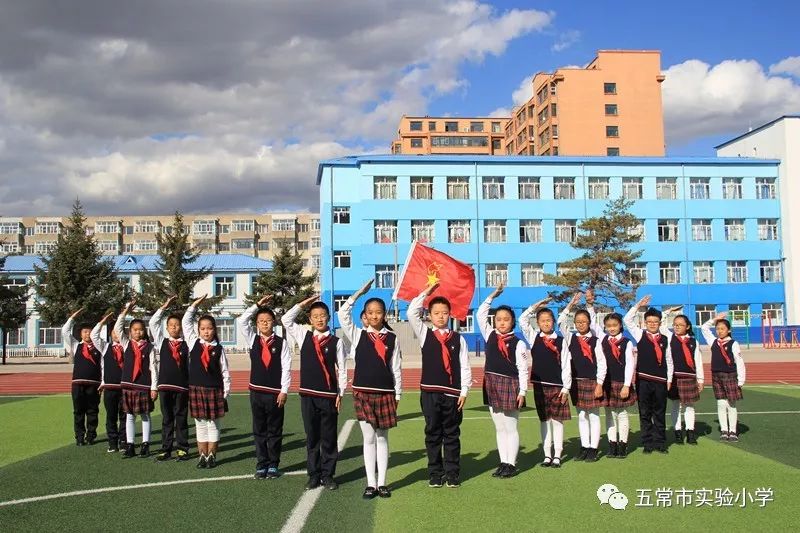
[606,126,619,138]
[758,218,778,240]
[7,327,25,346]
[333,251,351,268]
[35,222,60,235]
[311,218,321,231]
[538,128,551,146]
[756,177,776,199]
[760,260,782,282]
[659,262,681,284]
[257,241,269,251]
[428,121,437,131]
[691,219,712,241]
[537,107,549,125]
[411,220,435,243]
[135,220,159,233]
[762,303,784,326]
[470,122,484,132]
[409,121,422,131]
[272,218,295,232]
[133,240,157,252]
[214,276,235,298]
[374,220,397,244]
[410,176,433,200]
[518,177,540,199]
[485,264,508,287]
[457,313,474,334]
[410,138,423,148]
[555,219,577,243]
[97,240,119,254]
[123,244,133,253]
[192,220,216,235]
[218,242,230,252]
[375,265,397,289]
[95,221,119,234]
[216,318,235,344]
[726,261,748,283]
[724,219,746,241]
[695,305,716,326]
[722,177,743,200]
[232,220,254,232]
[432,136,488,147]
[519,220,542,243]
[491,121,501,133]
[35,241,57,254]
[693,262,715,284]
[193,239,216,252]
[689,178,710,199]
[656,177,677,200]
[588,177,609,200]
[0,222,22,235]
[444,121,458,132]
[25,226,34,236]
[219,225,230,234]
[605,104,618,116]
[658,219,679,242]
[38,324,62,346]
[273,238,295,253]
[312,255,321,269]
[3,277,26,288]
[311,236,320,248]
[521,264,545,287]
[631,220,645,241]
[448,220,471,243]
[124,226,134,235]
[729,304,750,326]
[373,176,397,200]
[1,243,19,254]
[604,82,617,95]
[231,239,254,250]
[333,295,349,312]
[606,147,619,156]
[553,177,575,199]
[484,220,507,243]
[482,177,504,199]
[332,207,350,224]
[492,139,501,150]
[622,177,642,200]
[447,177,470,200]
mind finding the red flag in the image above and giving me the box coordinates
[394,242,475,321]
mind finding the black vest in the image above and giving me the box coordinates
[121,341,154,390]
[636,332,669,382]
[352,331,397,394]
[188,342,224,389]
[670,335,698,378]
[421,329,462,395]
[484,331,521,378]
[569,334,599,380]
[711,338,737,374]
[602,336,631,383]
[158,338,190,391]
[72,341,102,384]
[300,331,340,397]
[530,335,565,386]
[249,335,284,393]
[102,344,124,388]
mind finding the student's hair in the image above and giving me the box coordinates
[362,297,389,329]
[494,305,516,329]
[198,314,220,342]
[573,309,591,323]
[603,312,624,329]
[166,314,183,325]
[308,301,330,316]
[536,307,555,321]
[715,318,732,331]
[78,322,93,332]
[673,314,695,336]
[129,318,150,341]
[255,307,276,321]
[644,307,662,320]
[428,296,451,311]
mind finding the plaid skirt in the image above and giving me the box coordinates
[603,380,637,408]
[483,372,521,412]
[353,391,397,429]
[571,378,604,410]
[532,383,571,422]
[712,372,743,402]
[122,388,154,415]
[189,386,226,420]
[668,376,701,404]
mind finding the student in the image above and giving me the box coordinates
[62,308,102,447]
[237,295,292,480]
[663,311,704,445]
[339,280,402,498]
[407,282,471,488]
[150,296,191,462]
[624,295,674,454]
[91,313,127,452]
[559,291,606,462]
[115,300,158,458]
[283,295,347,491]
[520,298,571,468]
[596,312,636,459]
[183,295,231,468]
[701,312,746,442]
[477,284,527,478]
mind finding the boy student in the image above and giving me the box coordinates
[150,296,191,462]
[92,313,127,452]
[237,295,292,479]
[408,282,471,488]
[283,295,347,491]
[63,308,102,446]
[624,295,674,454]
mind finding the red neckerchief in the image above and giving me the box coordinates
[496,332,515,362]
[607,336,622,362]
[576,335,594,364]
[200,342,212,372]
[647,332,663,365]
[259,334,274,369]
[312,333,333,388]
[677,335,695,370]
[112,343,124,368]
[368,331,388,364]
[81,342,97,364]
[433,330,454,384]
[130,340,148,381]
[169,339,183,367]
[717,339,732,366]
[541,334,560,364]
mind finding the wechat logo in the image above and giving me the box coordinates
[597,483,629,510]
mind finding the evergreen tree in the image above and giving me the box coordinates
[32,200,130,327]
[0,257,30,364]
[137,212,222,314]
[247,240,315,315]
[543,197,643,307]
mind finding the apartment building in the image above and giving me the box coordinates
[392,116,509,155]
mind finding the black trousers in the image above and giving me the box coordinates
[160,389,190,452]
[421,391,463,478]
[301,395,339,479]
[250,391,285,469]
[103,388,126,445]
[637,379,668,447]
[72,384,100,442]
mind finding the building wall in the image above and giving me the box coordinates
[393,116,509,155]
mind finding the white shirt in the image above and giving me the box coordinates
[519,304,571,394]
[236,304,292,394]
[623,305,674,384]
[557,307,607,385]
[113,314,158,391]
[701,319,745,387]
[182,306,231,397]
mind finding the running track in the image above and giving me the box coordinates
[1,363,798,395]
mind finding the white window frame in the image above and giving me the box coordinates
[724,219,746,241]
[485,264,508,287]
[691,219,712,241]
[410,177,434,200]
[659,262,681,284]
[553,177,575,200]
[38,324,62,346]
[216,318,235,344]
[726,261,748,283]
[693,261,714,284]
[374,220,398,244]
[484,220,507,243]
[231,239,254,250]
[35,222,61,235]
[758,218,778,240]
[722,177,743,200]
[482,177,505,200]
[134,220,159,233]
[411,220,435,244]
[521,263,545,287]
[587,177,610,200]
[689,178,710,199]
[214,276,235,298]
[0,222,22,235]
[94,221,119,234]
[231,220,255,233]
[373,176,397,200]
[447,177,470,200]
[762,303,784,326]
[760,260,782,283]
[448,220,471,243]
[332,207,350,224]
[657,219,679,242]
[34,241,57,254]
[555,219,577,243]
[97,240,119,254]
[729,304,750,327]
[375,265,398,289]
[518,177,541,199]
[655,178,677,200]
[519,220,542,243]
[333,250,351,268]
[622,177,642,200]
[695,305,716,326]
[272,219,295,232]
[756,177,776,200]
[133,240,158,252]
[192,220,216,236]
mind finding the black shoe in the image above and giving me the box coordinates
[728,432,739,442]
[585,448,599,462]
[686,430,698,445]
[86,436,96,446]
[76,439,85,447]
[175,450,190,462]
[123,443,136,458]
[617,442,628,458]
[321,477,338,490]
[377,486,392,498]
[492,463,507,477]
[107,444,118,453]
[445,475,461,488]
[266,467,281,479]
[540,457,552,468]
[575,447,588,461]
[657,445,669,454]
[428,475,443,488]
[362,486,377,499]
[500,464,518,478]
[551,457,562,468]
[608,441,618,458]
[643,446,653,454]
[720,431,729,441]
[306,476,321,490]
[139,442,150,458]
[155,450,172,462]
[206,454,217,468]
[674,430,684,444]
[196,455,208,469]
[254,469,268,480]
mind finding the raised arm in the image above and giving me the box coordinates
[558,293,582,339]
[407,283,438,346]
[281,294,316,349]
[149,296,176,347]
[338,280,372,343]
[519,297,550,345]
[182,295,206,351]
[700,312,724,346]
[91,313,112,355]
[114,301,134,349]
[236,303,259,348]
[62,307,84,355]
[624,295,649,342]
[477,285,504,341]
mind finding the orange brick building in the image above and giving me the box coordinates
[391,117,508,155]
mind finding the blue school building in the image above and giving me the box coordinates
[316,155,783,345]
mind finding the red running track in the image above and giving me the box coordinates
[1,363,799,395]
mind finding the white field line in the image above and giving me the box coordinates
[397,410,800,422]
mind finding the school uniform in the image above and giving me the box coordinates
[477,298,527,412]
[183,307,231,421]
[597,334,636,408]
[63,318,101,444]
[283,304,348,481]
[528,333,572,421]
[667,334,704,405]
[90,323,126,449]
[700,321,745,403]
[557,308,606,411]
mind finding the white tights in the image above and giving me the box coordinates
[605,408,630,443]
[540,419,564,459]
[125,413,151,444]
[359,421,389,487]
[717,399,738,434]
[194,418,221,443]
[490,407,520,465]
[577,408,601,448]
[670,400,696,430]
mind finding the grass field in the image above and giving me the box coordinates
[1,387,799,532]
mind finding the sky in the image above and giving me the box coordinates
[0,0,798,216]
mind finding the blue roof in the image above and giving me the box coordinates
[316,154,781,184]
[715,115,800,149]
[1,254,272,274]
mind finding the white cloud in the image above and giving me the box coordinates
[512,75,534,105]
[769,56,800,78]
[551,29,580,52]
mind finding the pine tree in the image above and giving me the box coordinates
[137,212,222,314]
[32,200,131,327]
[542,197,643,307]
[0,257,30,364]
[247,240,315,315]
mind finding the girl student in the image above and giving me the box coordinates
[520,297,571,468]
[115,300,158,458]
[92,312,127,453]
[558,290,606,462]
[183,295,231,468]
[701,312,746,442]
[477,284,527,478]
[338,280,402,499]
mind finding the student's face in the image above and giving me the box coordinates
[605,318,622,336]
[644,316,661,334]
[574,313,591,335]
[716,322,731,338]
[166,318,182,339]
[256,312,274,336]
[673,317,689,336]
[494,310,514,334]
[360,313,369,328]
[429,303,451,329]
[537,313,554,334]
[80,328,92,343]
[130,322,145,341]
[309,308,330,332]
[199,319,216,342]
[365,302,385,330]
